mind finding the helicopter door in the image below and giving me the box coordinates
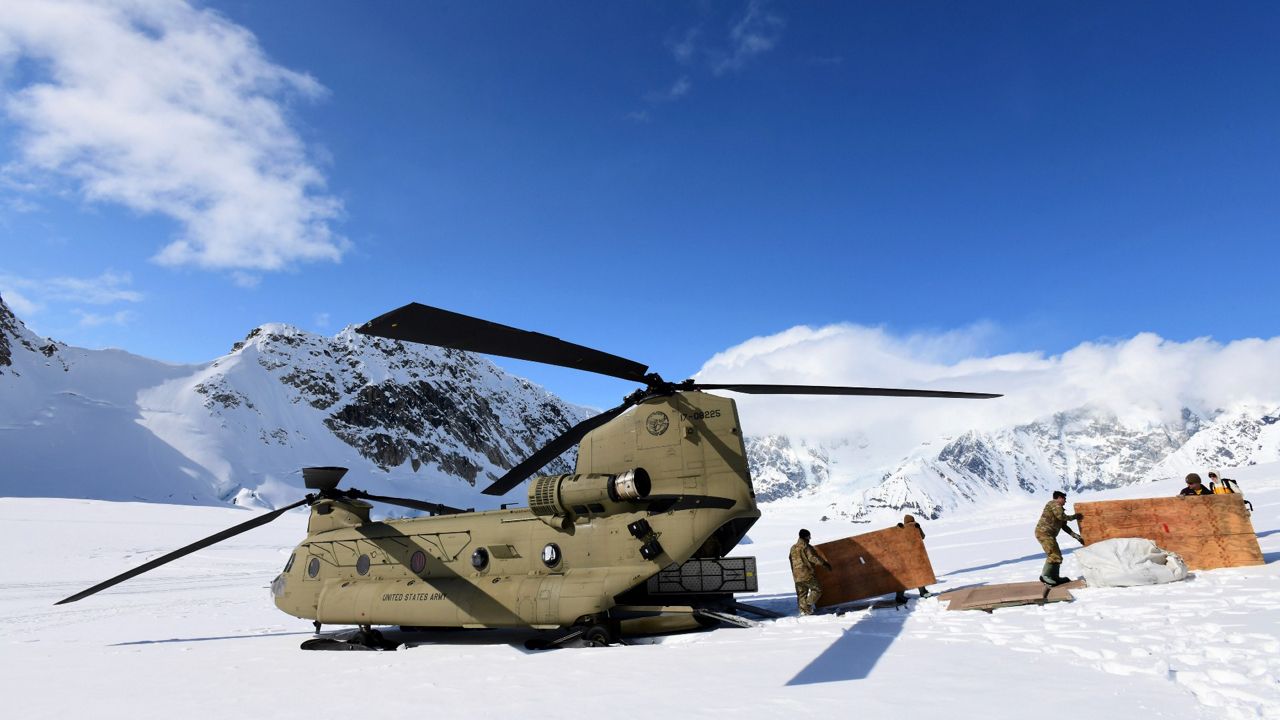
[516,576,562,626]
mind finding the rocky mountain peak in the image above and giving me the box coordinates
[0,293,62,373]
[0,296,586,509]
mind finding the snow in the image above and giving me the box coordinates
[3,471,1277,719]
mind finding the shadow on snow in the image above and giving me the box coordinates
[786,603,912,686]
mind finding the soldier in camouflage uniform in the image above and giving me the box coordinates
[790,529,832,615]
[1035,490,1084,586]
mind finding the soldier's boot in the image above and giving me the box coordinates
[894,591,908,605]
[918,586,934,598]
[1040,561,1062,586]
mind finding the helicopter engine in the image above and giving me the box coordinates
[528,468,651,530]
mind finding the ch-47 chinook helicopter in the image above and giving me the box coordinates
[57,303,1000,650]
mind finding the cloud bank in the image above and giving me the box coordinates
[0,0,346,272]
[697,324,1280,462]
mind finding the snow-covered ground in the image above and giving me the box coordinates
[3,469,1277,719]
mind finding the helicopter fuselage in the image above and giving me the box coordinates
[270,391,761,629]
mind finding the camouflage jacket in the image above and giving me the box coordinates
[789,540,826,582]
[1035,501,1081,538]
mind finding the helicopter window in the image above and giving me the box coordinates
[588,504,605,514]
[541,543,561,568]
[410,550,427,574]
[356,554,371,576]
[283,553,296,573]
[471,548,489,571]
[307,557,321,578]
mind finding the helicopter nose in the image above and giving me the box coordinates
[270,573,287,598]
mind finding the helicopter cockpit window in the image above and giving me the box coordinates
[283,552,296,574]
[356,554,371,576]
[307,557,321,578]
[471,548,489,571]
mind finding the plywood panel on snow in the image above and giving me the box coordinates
[1075,494,1262,571]
[813,519,937,608]
[940,580,1082,612]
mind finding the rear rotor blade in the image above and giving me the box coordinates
[481,397,639,496]
[358,303,650,383]
[54,497,310,606]
[692,383,1001,399]
[347,490,468,516]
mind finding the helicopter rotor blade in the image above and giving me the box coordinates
[481,396,640,496]
[54,497,311,606]
[357,303,650,383]
[691,383,1001,399]
[345,490,468,516]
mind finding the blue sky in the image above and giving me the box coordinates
[2,1,1278,409]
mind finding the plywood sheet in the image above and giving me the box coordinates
[1075,494,1262,571]
[942,580,1082,612]
[813,519,938,608]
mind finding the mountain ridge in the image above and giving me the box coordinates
[0,293,585,511]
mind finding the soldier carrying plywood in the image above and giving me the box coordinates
[1036,490,1084,587]
[790,529,833,616]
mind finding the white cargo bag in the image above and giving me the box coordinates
[1073,537,1188,587]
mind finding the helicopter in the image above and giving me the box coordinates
[56,303,1000,649]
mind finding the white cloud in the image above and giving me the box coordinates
[74,308,135,327]
[696,323,1280,463]
[0,270,142,307]
[0,0,346,273]
[0,286,41,316]
[667,27,700,65]
[644,76,692,104]
[712,0,785,76]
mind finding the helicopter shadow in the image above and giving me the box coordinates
[786,601,913,685]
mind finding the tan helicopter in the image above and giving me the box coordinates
[57,303,999,649]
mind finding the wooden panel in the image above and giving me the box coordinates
[941,580,1082,612]
[812,520,938,608]
[1075,494,1262,571]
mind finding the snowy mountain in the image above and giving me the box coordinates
[0,294,585,510]
[7,291,1276,522]
[748,404,1280,523]
[744,435,844,502]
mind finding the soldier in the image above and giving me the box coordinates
[790,529,832,616]
[1208,471,1253,511]
[1035,490,1083,586]
[894,516,935,603]
[1179,473,1213,496]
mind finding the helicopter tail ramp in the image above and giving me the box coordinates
[813,519,938,609]
[1075,494,1263,571]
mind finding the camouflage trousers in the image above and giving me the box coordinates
[795,579,822,615]
[1036,534,1063,564]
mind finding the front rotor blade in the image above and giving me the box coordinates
[358,303,650,383]
[54,497,310,606]
[692,384,1001,399]
[348,490,468,516]
[481,398,638,496]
